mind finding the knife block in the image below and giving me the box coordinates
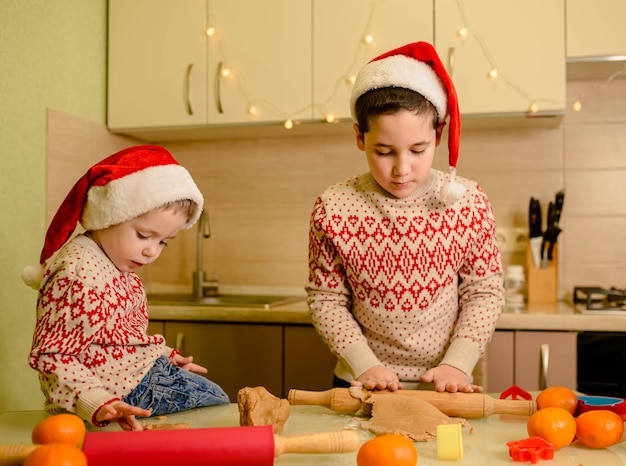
[526,243,558,305]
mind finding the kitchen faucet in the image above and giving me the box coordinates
[193,210,219,298]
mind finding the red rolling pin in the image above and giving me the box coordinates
[0,426,360,466]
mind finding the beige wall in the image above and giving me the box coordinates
[0,1,107,413]
[49,78,626,304]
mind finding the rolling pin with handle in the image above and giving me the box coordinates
[0,425,360,466]
[288,388,537,418]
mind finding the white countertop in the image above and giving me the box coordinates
[148,299,626,332]
[2,401,626,465]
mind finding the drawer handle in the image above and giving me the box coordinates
[175,332,184,352]
[184,64,194,115]
[539,343,549,390]
[215,61,224,114]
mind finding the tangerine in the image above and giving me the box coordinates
[31,414,86,447]
[536,386,579,415]
[527,406,576,450]
[23,443,87,466]
[575,409,625,448]
[357,434,418,466]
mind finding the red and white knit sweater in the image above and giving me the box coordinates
[307,170,504,386]
[29,234,172,425]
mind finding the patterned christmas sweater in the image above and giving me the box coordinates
[307,170,504,386]
[29,234,173,425]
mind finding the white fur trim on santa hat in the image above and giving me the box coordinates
[440,167,467,204]
[81,164,203,231]
[350,54,448,122]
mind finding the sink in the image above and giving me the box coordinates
[146,293,305,309]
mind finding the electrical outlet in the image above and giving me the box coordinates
[496,227,529,253]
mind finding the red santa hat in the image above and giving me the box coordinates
[350,41,466,204]
[22,145,204,289]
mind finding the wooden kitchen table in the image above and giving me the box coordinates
[2,402,626,465]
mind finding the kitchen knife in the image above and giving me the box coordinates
[528,198,543,268]
[0,426,360,466]
[541,201,555,267]
[546,190,564,261]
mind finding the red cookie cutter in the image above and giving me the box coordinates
[500,385,532,401]
[507,437,555,464]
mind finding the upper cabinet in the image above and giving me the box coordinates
[566,0,626,59]
[108,0,311,131]
[434,0,565,117]
[312,0,433,122]
[108,0,209,130]
[566,0,626,80]
[206,0,312,125]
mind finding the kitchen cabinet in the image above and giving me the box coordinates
[486,330,577,393]
[149,321,336,400]
[434,0,565,117]
[108,0,311,131]
[163,321,283,401]
[108,0,208,129]
[283,325,337,394]
[566,0,626,59]
[312,0,433,122]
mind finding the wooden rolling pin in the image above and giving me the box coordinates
[288,388,536,419]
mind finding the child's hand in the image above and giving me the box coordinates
[95,401,151,431]
[352,365,402,391]
[171,353,208,374]
[419,364,483,393]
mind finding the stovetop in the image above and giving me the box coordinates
[574,286,626,315]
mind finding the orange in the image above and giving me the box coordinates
[357,434,418,466]
[536,386,579,415]
[527,406,577,450]
[24,443,87,466]
[575,409,625,448]
[31,414,86,447]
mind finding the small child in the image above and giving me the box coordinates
[307,42,505,394]
[23,145,229,430]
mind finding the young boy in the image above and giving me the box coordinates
[307,42,504,394]
[23,145,229,430]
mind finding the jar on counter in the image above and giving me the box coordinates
[504,265,525,313]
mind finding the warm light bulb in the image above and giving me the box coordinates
[220,67,231,78]
[457,27,469,38]
[325,114,335,123]
[573,100,582,112]
[488,69,498,79]
[347,75,356,85]
[363,34,374,44]
[284,119,294,130]
[247,105,257,115]
[529,102,539,113]
[206,27,215,37]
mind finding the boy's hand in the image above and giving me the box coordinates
[171,353,208,374]
[352,365,402,391]
[95,401,151,431]
[419,364,483,393]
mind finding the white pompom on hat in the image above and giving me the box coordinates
[350,41,466,204]
[22,145,204,289]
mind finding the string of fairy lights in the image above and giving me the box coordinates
[206,0,623,129]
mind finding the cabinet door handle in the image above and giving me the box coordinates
[175,332,184,352]
[215,61,224,114]
[539,343,549,390]
[447,47,455,79]
[184,63,194,115]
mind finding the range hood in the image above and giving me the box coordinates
[567,55,626,81]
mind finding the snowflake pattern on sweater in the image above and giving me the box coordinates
[307,170,504,384]
[29,234,169,423]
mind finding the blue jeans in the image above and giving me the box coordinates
[124,356,230,416]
